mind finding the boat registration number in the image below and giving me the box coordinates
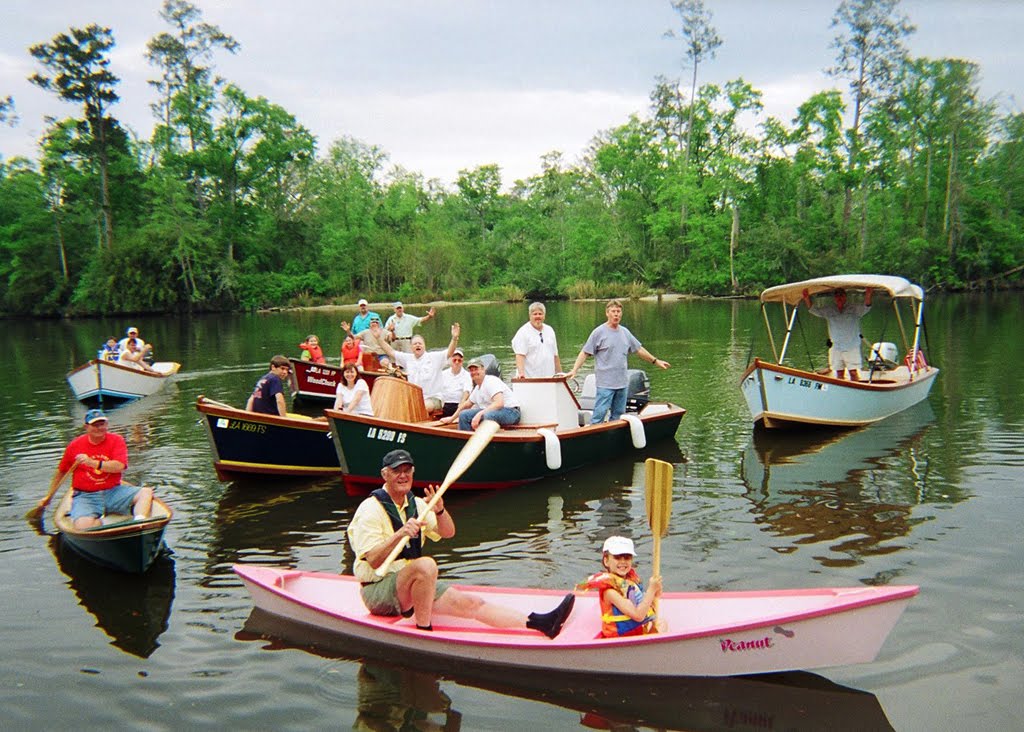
[366,427,408,444]
[786,376,828,391]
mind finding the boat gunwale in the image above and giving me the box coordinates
[325,402,686,443]
[67,359,181,380]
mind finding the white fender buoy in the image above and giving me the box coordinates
[538,428,562,470]
[621,414,646,448]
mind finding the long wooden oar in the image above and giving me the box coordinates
[375,420,500,577]
[644,458,673,611]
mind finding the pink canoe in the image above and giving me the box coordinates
[234,564,917,677]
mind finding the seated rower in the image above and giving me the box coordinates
[578,536,666,637]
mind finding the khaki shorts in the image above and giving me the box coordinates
[359,571,449,616]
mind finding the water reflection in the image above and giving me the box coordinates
[205,480,350,577]
[50,536,175,658]
[238,608,893,732]
[740,402,939,567]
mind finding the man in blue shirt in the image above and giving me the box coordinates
[245,355,291,416]
[351,299,382,335]
[566,300,669,423]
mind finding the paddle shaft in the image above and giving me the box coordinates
[374,420,500,576]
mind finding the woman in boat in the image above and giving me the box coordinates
[579,536,664,637]
[298,334,326,364]
[334,363,373,417]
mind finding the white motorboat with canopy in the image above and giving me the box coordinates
[741,274,938,429]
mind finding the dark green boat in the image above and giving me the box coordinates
[325,376,685,494]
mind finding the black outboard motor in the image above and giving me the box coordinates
[625,369,650,411]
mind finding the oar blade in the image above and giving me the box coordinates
[645,458,673,538]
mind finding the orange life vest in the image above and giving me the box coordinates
[579,570,657,637]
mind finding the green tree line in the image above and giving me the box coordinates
[1,0,1021,316]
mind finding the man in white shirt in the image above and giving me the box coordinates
[439,348,472,417]
[511,301,561,378]
[442,358,522,431]
[384,302,436,353]
[380,323,460,412]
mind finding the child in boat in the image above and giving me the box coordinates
[579,536,665,637]
[298,334,326,364]
[98,337,119,361]
[340,333,362,365]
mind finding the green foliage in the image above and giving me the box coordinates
[2,3,1022,317]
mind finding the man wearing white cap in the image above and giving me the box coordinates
[438,348,472,417]
[441,357,522,431]
[351,299,381,335]
[384,302,435,353]
[117,326,149,354]
[36,409,153,527]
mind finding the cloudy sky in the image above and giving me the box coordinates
[2,0,1021,187]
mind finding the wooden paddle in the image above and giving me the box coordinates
[374,420,500,577]
[644,458,673,611]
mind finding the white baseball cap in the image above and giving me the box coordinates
[357,298,368,306]
[602,536,635,555]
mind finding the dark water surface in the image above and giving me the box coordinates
[3,295,1022,730]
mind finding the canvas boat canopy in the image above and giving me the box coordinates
[760,275,924,306]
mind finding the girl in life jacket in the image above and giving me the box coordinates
[578,535,666,637]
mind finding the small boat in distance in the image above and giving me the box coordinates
[234,564,917,678]
[66,359,181,404]
[324,375,685,493]
[741,274,939,429]
[52,487,172,573]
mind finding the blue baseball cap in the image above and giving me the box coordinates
[84,409,108,424]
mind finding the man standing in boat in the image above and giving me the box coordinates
[36,409,153,528]
[512,301,562,378]
[802,287,873,381]
[346,449,575,636]
[351,298,381,335]
[384,302,435,353]
[566,299,670,424]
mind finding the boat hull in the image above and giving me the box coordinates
[234,565,917,677]
[325,402,685,493]
[741,359,938,429]
[195,396,341,480]
[288,358,382,403]
[53,490,172,573]
[66,359,180,402]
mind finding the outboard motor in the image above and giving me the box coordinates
[625,369,651,411]
[869,342,899,370]
[578,369,650,412]
[477,353,501,379]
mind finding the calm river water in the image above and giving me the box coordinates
[2,295,1022,730]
